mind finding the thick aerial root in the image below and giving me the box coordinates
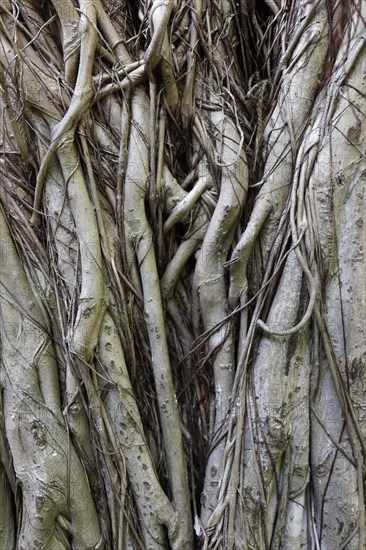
[144,0,174,76]
[50,0,80,86]
[98,311,180,549]
[0,208,102,550]
[55,138,105,361]
[124,87,192,548]
[30,0,98,226]
[227,0,329,311]
[199,110,248,524]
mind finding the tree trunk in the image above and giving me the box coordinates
[0,0,365,548]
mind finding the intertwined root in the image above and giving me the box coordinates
[0,1,365,549]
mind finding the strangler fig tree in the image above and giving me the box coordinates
[0,0,365,548]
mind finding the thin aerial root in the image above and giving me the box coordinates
[257,280,315,337]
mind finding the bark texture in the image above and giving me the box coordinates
[0,0,365,548]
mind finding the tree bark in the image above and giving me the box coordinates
[0,1,365,548]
